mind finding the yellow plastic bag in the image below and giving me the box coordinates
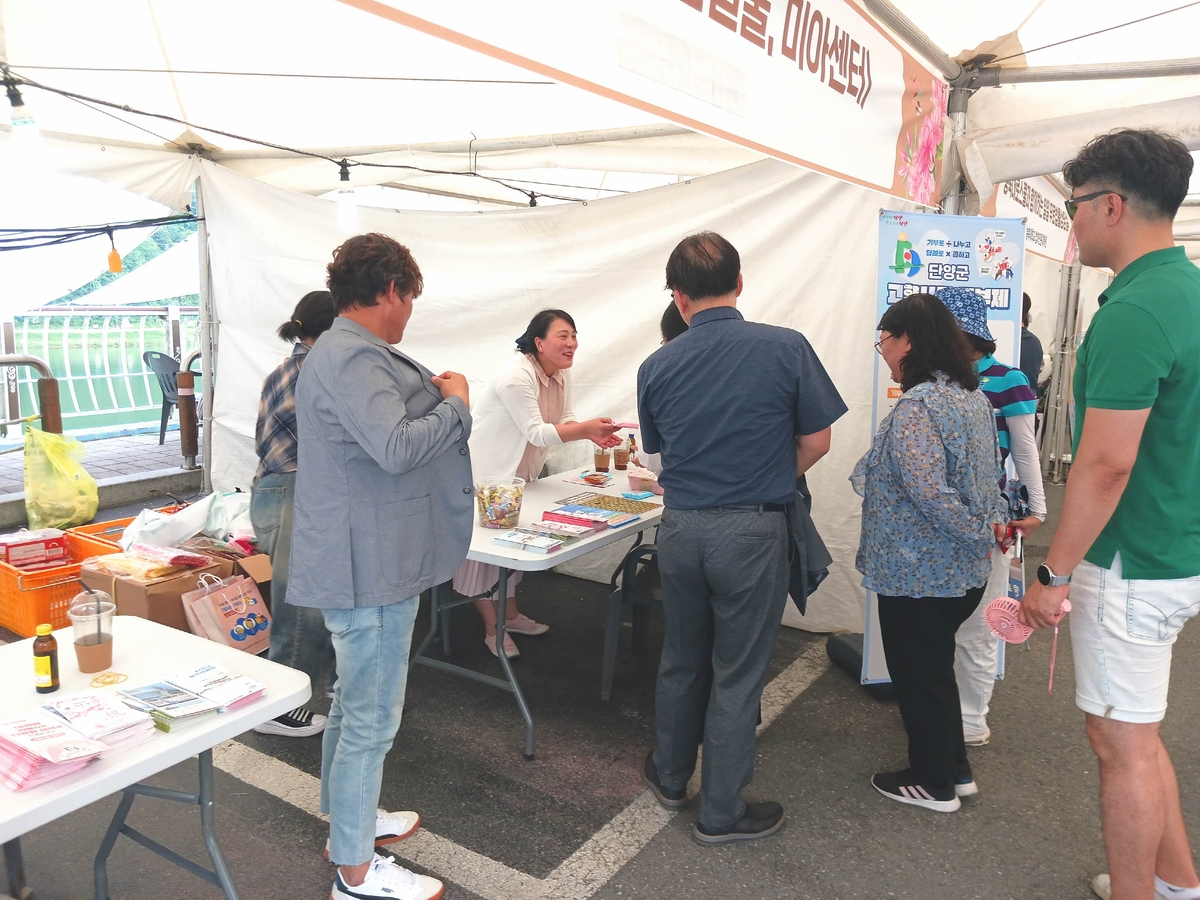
[24,425,99,530]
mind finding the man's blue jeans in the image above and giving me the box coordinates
[249,472,332,688]
[320,600,418,865]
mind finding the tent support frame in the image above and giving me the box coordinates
[195,175,216,493]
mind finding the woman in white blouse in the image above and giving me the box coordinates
[454,309,621,658]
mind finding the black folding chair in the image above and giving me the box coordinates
[142,351,180,444]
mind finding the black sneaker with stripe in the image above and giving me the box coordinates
[252,706,327,738]
[872,769,961,813]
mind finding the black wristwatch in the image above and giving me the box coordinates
[1036,563,1071,587]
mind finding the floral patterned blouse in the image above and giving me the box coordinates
[851,372,1006,598]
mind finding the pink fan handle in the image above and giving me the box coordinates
[612,422,638,429]
[1047,599,1072,694]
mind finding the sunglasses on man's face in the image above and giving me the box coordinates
[1065,189,1126,221]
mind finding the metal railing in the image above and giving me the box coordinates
[1,307,201,434]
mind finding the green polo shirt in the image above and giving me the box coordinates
[1073,246,1200,579]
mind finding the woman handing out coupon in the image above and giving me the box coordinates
[453,309,621,658]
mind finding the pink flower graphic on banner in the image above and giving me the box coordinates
[898,78,950,206]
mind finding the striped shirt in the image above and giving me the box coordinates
[254,342,310,480]
[976,354,1036,466]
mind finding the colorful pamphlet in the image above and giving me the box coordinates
[42,690,156,748]
[493,530,563,554]
[165,663,266,713]
[0,709,109,791]
[118,682,219,733]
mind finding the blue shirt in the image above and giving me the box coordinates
[1019,327,1043,391]
[851,374,1005,598]
[637,306,846,510]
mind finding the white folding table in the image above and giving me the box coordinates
[0,616,310,900]
[411,470,663,758]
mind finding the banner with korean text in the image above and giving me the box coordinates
[861,211,1026,684]
[338,0,949,205]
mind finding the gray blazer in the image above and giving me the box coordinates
[287,317,473,609]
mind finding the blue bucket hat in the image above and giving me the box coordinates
[935,286,994,341]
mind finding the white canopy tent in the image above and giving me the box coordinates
[2,0,1199,632]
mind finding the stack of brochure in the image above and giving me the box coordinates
[119,682,220,733]
[515,521,593,542]
[0,710,109,791]
[542,504,641,530]
[164,663,266,712]
[43,691,156,750]
[493,530,563,554]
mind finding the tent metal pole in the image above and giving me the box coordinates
[859,0,962,82]
[979,57,1200,86]
[1044,261,1081,483]
[194,174,216,493]
[1040,263,1073,479]
[940,86,972,215]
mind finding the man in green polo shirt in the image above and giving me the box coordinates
[1021,130,1200,900]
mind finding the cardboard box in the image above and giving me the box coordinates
[235,555,273,610]
[80,563,223,633]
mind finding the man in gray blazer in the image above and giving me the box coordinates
[288,233,473,900]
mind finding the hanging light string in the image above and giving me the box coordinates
[4,70,603,205]
[989,1,1200,65]
[0,214,201,252]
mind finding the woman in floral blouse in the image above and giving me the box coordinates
[851,293,1006,813]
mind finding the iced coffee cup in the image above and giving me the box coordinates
[594,447,612,472]
[67,593,116,674]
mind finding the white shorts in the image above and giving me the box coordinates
[1070,552,1200,723]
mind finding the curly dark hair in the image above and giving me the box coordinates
[878,293,978,393]
[1062,129,1193,221]
[665,232,739,301]
[326,233,424,313]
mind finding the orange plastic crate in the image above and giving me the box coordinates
[66,506,184,549]
[0,532,121,638]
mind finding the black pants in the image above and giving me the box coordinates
[877,587,985,790]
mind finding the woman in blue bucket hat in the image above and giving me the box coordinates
[935,286,1047,749]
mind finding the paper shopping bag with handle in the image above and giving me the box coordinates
[182,574,271,655]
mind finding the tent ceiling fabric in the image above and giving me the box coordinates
[4,0,1200,200]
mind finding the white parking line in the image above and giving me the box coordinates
[213,640,830,899]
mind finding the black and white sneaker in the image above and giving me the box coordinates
[954,762,979,798]
[253,706,327,737]
[330,853,443,900]
[872,770,961,813]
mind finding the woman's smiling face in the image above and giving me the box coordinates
[535,318,579,371]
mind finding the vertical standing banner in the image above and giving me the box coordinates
[337,0,949,206]
[862,211,1026,685]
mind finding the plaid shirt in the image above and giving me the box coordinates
[255,342,310,479]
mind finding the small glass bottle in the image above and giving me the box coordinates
[33,623,60,694]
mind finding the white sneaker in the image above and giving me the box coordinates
[503,613,549,636]
[963,724,991,747]
[1092,873,1195,900]
[325,809,421,860]
[330,854,443,900]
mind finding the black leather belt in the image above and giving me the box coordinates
[712,502,787,513]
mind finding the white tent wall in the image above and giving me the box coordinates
[200,157,917,634]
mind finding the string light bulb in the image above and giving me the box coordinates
[106,228,122,273]
[336,159,357,232]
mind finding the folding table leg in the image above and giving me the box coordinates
[198,749,241,900]
[3,838,30,900]
[94,791,136,900]
[494,567,536,758]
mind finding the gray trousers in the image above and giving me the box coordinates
[653,506,790,826]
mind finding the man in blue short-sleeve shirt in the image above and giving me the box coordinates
[636,232,846,845]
